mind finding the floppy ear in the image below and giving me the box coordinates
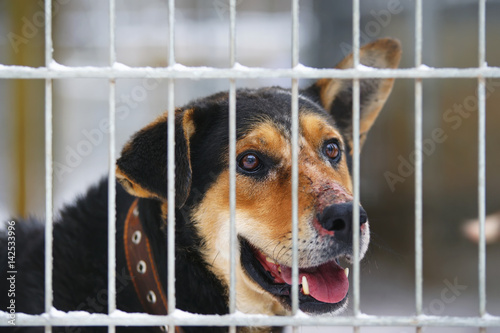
[303,38,402,150]
[116,109,195,208]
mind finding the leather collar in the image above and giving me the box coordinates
[124,199,182,333]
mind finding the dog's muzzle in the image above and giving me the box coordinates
[239,201,370,313]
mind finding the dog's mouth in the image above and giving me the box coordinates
[239,237,349,313]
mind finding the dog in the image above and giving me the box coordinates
[0,38,401,332]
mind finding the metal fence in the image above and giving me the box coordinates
[1,0,500,332]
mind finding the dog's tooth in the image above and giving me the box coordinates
[278,266,281,273]
[266,257,277,264]
[344,268,349,278]
[302,276,310,296]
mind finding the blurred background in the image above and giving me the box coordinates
[0,1,499,332]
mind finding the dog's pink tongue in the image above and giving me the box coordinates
[281,261,349,304]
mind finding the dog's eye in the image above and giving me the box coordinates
[238,153,261,172]
[324,141,341,162]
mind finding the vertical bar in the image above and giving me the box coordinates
[228,78,236,332]
[291,0,299,68]
[352,0,360,68]
[414,80,423,317]
[109,0,116,66]
[291,77,299,317]
[414,2,423,333]
[45,0,52,67]
[228,2,237,333]
[478,0,486,69]
[44,1,54,332]
[44,75,54,333]
[167,77,175,314]
[351,3,361,333]
[229,0,236,67]
[167,3,176,333]
[478,77,487,333]
[168,0,175,67]
[108,1,117,333]
[415,0,423,68]
[351,77,361,333]
[290,0,300,321]
[478,0,487,328]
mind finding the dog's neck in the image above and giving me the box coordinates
[130,198,282,333]
[131,197,229,331]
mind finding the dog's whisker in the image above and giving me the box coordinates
[211,251,221,267]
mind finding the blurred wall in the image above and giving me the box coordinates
[0,2,45,219]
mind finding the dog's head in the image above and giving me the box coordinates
[116,39,401,315]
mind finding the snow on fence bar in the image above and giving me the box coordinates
[0,0,499,332]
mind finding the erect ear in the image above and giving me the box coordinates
[303,38,402,150]
[116,109,195,208]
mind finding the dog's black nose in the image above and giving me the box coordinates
[318,202,367,243]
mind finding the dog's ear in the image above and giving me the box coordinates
[116,109,195,208]
[304,38,402,150]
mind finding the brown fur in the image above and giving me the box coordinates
[192,112,356,315]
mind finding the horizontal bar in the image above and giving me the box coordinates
[1,64,500,79]
[2,312,500,328]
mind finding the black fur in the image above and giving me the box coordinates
[116,112,192,207]
[0,179,228,333]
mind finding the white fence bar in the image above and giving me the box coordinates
[44,0,54,332]
[414,80,423,323]
[291,0,299,68]
[168,0,175,66]
[351,0,361,327]
[479,0,486,69]
[415,0,423,68]
[228,77,237,332]
[2,66,500,80]
[44,2,52,67]
[167,77,175,331]
[107,2,117,333]
[2,1,498,331]
[352,0,360,67]
[4,312,500,327]
[414,0,423,328]
[167,3,176,333]
[290,0,300,320]
[290,81,299,314]
[477,0,487,326]
[107,83,117,332]
[228,3,237,333]
[477,77,487,333]
[229,0,236,67]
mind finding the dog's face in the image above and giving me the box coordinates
[116,39,401,316]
